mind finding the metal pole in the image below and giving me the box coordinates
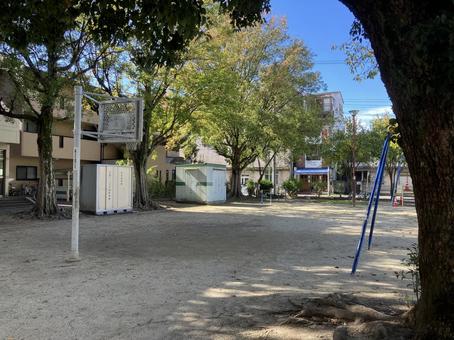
[67,170,70,202]
[69,85,82,261]
[272,155,276,195]
[350,110,358,207]
[327,168,330,196]
[351,135,389,274]
[367,135,390,250]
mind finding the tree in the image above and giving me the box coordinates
[195,17,323,196]
[85,2,273,208]
[338,2,454,337]
[0,0,271,216]
[321,119,376,195]
[254,88,325,190]
[131,66,201,208]
[0,1,118,216]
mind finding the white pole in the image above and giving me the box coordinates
[272,155,276,195]
[70,85,82,261]
[66,170,70,202]
[327,168,330,196]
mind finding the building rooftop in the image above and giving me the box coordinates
[314,91,344,104]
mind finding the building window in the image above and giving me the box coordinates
[59,136,64,148]
[323,97,332,112]
[172,169,176,181]
[24,120,38,133]
[57,179,63,186]
[16,166,38,180]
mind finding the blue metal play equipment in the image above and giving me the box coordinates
[351,134,390,274]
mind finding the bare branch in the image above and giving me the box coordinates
[0,97,38,121]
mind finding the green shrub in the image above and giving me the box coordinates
[312,180,327,197]
[296,179,306,192]
[259,179,273,192]
[149,177,175,199]
[282,178,299,197]
[246,179,256,196]
[395,243,420,303]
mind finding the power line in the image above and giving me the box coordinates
[344,104,391,107]
[344,99,391,102]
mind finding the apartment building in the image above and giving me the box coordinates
[147,145,186,183]
[0,116,20,197]
[293,91,344,193]
[0,72,122,198]
[0,116,122,198]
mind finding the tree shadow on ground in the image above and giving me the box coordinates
[0,202,417,339]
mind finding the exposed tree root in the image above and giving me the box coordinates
[281,293,414,340]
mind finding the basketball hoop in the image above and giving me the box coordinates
[81,93,143,144]
[69,86,144,261]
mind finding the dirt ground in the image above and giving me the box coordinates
[0,201,417,340]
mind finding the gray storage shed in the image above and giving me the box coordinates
[175,163,226,204]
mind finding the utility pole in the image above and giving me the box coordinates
[350,110,359,207]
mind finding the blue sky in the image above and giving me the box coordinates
[269,0,393,125]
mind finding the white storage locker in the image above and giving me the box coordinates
[80,164,133,215]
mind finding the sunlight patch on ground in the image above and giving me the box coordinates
[261,268,284,274]
[241,325,332,340]
[202,285,306,299]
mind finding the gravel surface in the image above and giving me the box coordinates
[0,201,417,339]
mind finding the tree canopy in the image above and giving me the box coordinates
[191,16,324,196]
[0,0,271,214]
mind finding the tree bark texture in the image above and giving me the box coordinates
[388,168,396,197]
[35,106,57,216]
[132,154,149,209]
[132,125,151,209]
[230,165,242,198]
[340,1,454,338]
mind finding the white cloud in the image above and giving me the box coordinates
[358,106,393,117]
[357,106,394,126]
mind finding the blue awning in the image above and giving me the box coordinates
[294,167,329,175]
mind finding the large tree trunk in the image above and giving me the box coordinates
[131,133,151,209]
[132,152,149,209]
[388,168,395,197]
[35,107,57,217]
[131,96,154,209]
[340,1,454,337]
[230,165,242,197]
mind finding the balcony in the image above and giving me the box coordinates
[0,116,20,144]
[19,132,101,161]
